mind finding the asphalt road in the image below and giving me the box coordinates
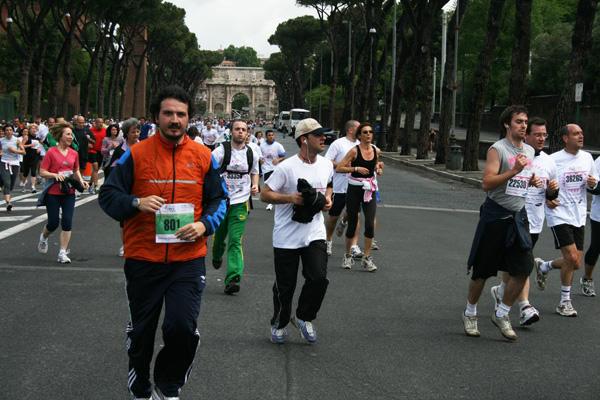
[1,129,599,399]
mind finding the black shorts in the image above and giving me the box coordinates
[87,152,101,164]
[550,224,585,250]
[329,193,347,217]
[471,218,534,280]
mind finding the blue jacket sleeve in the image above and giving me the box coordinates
[199,155,228,236]
[98,148,139,221]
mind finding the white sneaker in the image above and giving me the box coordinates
[335,220,347,237]
[119,245,124,257]
[326,241,332,256]
[38,235,48,254]
[370,239,379,250]
[461,312,480,337]
[342,254,354,269]
[490,285,502,311]
[266,203,273,210]
[57,250,71,263]
[361,255,377,272]
[491,314,517,340]
[556,300,577,317]
[152,385,179,400]
[19,181,24,187]
[519,305,540,326]
[350,246,363,258]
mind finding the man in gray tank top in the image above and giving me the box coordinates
[462,106,542,341]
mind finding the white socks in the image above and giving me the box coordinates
[561,286,571,302]
[496,302,511,318]
[465,302,477,317]
[541,261,554,273]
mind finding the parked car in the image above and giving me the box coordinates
[323,128,339,144]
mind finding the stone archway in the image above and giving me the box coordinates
[198,66,276,120]
[214,103,225,118]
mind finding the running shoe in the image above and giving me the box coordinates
[461,312,480,337]
[519,305,540,326]
[21,186,26,193]
[291,315,316,343]
[335,220,347,237]
[350,246,363,259]
[19,181,24,188]
[326,241,332,256]
[57,250,71,264]
[151,385,179,400]
[38,235,48,254]
[266,203,273,210]
[89,186,95,195]
[361,255,377,272]
[6,202,12,212]
[490,285,502,311]
[491,314,517,340]
[370,240,379,250]
[580,277,596,297]
[270,326,286,344]
[119,245,124,257]
[533,257,547,291]
[342,254,354,269]
[212,259,222,270]
[224,277,240,295]
[31,188,37,194]
[556,300,577,317]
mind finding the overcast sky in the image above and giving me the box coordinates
[168,0,320,57]
[168,0,457,58]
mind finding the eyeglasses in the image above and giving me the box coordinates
[362,130,373,134]
[533,133,548,138]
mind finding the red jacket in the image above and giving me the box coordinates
[99,133,227,263]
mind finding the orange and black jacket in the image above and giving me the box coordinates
[99,133,227,263]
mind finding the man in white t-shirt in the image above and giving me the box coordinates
[534,124,597,317]
[202,121,219,150]
[260,129,286,210]
[211,120,260,295]
[261,118,333,345]
[490,117,558,326]
[324,120,362,258]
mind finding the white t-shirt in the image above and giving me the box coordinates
[546,149,597,228]
[212,144,260,205]
[525,151,557,234]
[265,155,333,249]
[260,141,286,174]
[325,136,359,193]
[202,128,219,146]
[589,157,600,222]
[247,142,262,159]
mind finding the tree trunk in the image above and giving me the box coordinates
[60,30,76,118]
[549,0,598,152]
[508,0,532,106]
[463,0,505,171]
[31,39,48,119]
[416,50,433,159]
[18,50,34,120]
[435,0,470,165]
[98,40,110,118]
[401,70,419,156]
[82,45,100,117]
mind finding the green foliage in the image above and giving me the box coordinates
[528,23,572,96]
[223,45,261,67]
[232,93,249,112]
[0,35,20,93]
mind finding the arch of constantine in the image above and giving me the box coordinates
[197,67,276,120]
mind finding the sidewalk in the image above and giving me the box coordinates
[380,150,485,189]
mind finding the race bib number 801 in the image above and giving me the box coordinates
[155,203,195,243]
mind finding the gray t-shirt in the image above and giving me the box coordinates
[487,138,535,212]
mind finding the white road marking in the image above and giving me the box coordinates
[0,215,32,222]
[0,195,98,241]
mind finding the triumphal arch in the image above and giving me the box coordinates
[197,66,276,119]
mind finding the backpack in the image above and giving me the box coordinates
[219,142,254,174]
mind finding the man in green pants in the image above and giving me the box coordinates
[211,120,260,294]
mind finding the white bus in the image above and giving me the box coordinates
[288,108,311,135]
[277,111,290,132]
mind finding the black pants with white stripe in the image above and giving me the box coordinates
[124,258,206,398]
[271,240,329,329]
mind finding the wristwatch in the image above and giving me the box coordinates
[132,197,141,208]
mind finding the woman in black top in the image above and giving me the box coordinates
[336,122,383,272]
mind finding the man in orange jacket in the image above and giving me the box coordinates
[99,85,227,400]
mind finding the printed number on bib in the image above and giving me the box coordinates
[563,172,585,190]
[155,203,195,243]
[506,175,529,197]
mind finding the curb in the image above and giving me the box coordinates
[379,153,483,189]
